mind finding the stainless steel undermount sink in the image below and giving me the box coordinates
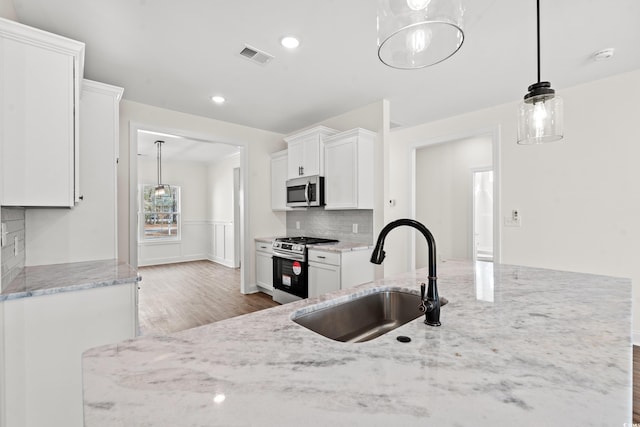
[292,289,442,343]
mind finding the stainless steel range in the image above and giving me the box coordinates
[272,236,338,304]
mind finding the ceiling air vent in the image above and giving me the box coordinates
[239,44,274,65]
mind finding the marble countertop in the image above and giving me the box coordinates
[254,236,275,244]
[0,259,138,301]
[82,261,631,426]
[307,241,373,252]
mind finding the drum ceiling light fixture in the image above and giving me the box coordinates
[377,0,465,69]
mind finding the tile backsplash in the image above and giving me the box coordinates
[1,207,26,288]
[286,209,373,244]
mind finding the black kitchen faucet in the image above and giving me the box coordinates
[370,219,441,326]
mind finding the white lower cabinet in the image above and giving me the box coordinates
[2,284,136,427]
[255,242,273,293]
[308,249,374,298]
[308,252,341,297]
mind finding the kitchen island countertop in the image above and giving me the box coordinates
[82,260,631,426]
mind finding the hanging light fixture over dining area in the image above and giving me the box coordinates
[154,140,171,198]
[377,0,465,69]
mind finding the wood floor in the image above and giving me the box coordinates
[137,260,278,335]
[138,260,640,419]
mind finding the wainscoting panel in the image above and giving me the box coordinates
[138,220,209,267]
[210,221,236,268]
[138,220,236,267]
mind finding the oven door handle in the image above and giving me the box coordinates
[304,181,310,207]
[272,251,306,262]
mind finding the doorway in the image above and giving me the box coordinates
[134,128,241,268]
[472,168,493,262]
[411,129,499,270]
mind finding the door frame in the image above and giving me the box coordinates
[470,166,494,262]
[409,126,501,271]
[128,121,249,293]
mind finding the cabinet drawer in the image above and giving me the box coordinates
[256,242,273,254]
[308,250,340,266]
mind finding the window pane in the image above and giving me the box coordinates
[142,185,181,241]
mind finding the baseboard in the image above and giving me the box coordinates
[206,255,236,269]
[243,282,259,294]
[633,331,640,346]
[138,254,207,267]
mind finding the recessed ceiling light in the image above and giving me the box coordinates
[280,36,300,49]
[211,95,226,104]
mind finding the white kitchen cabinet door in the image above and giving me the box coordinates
[340,249,374,290]
[0,18,84,207]
[284,126,338,179]
[2,283,136,427]
[308,261,341,298]
[255,244,274,291]
[324,128,375,210]
[270,150,289,211]
[309,248,374,296]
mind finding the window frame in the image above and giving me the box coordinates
[139,184,182,242]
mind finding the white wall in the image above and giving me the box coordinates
[0,0,16,21]
[387,70,640,339]
[207,153,240,266]
[415,135,492,266]
[208,153,238,222]
[137,157,209,266]
[118,100,286,292]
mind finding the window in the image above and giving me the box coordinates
[141,184,181,241]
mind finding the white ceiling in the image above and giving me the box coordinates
[136,130,239,163]
[11,0,640,137]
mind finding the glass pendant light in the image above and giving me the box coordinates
[517,0,563,144]
[377,0,465,69]
[154,140,170,197]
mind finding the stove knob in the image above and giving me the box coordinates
[294,244,302,251]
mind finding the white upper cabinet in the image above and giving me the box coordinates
[284,126,338,179]
[0,18,85,207]
[323,128,376,210]
[270,149,289,211]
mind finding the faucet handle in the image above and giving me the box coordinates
[418,283,427,312]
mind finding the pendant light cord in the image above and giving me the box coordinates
[156,140,163,187]
[536,0,541,83]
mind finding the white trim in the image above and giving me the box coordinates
[409,126,501,271]
[207,255,235,268]
[470,166,494,262]
[138,254,207,267]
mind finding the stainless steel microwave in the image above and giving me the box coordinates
[286,176,325,208]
